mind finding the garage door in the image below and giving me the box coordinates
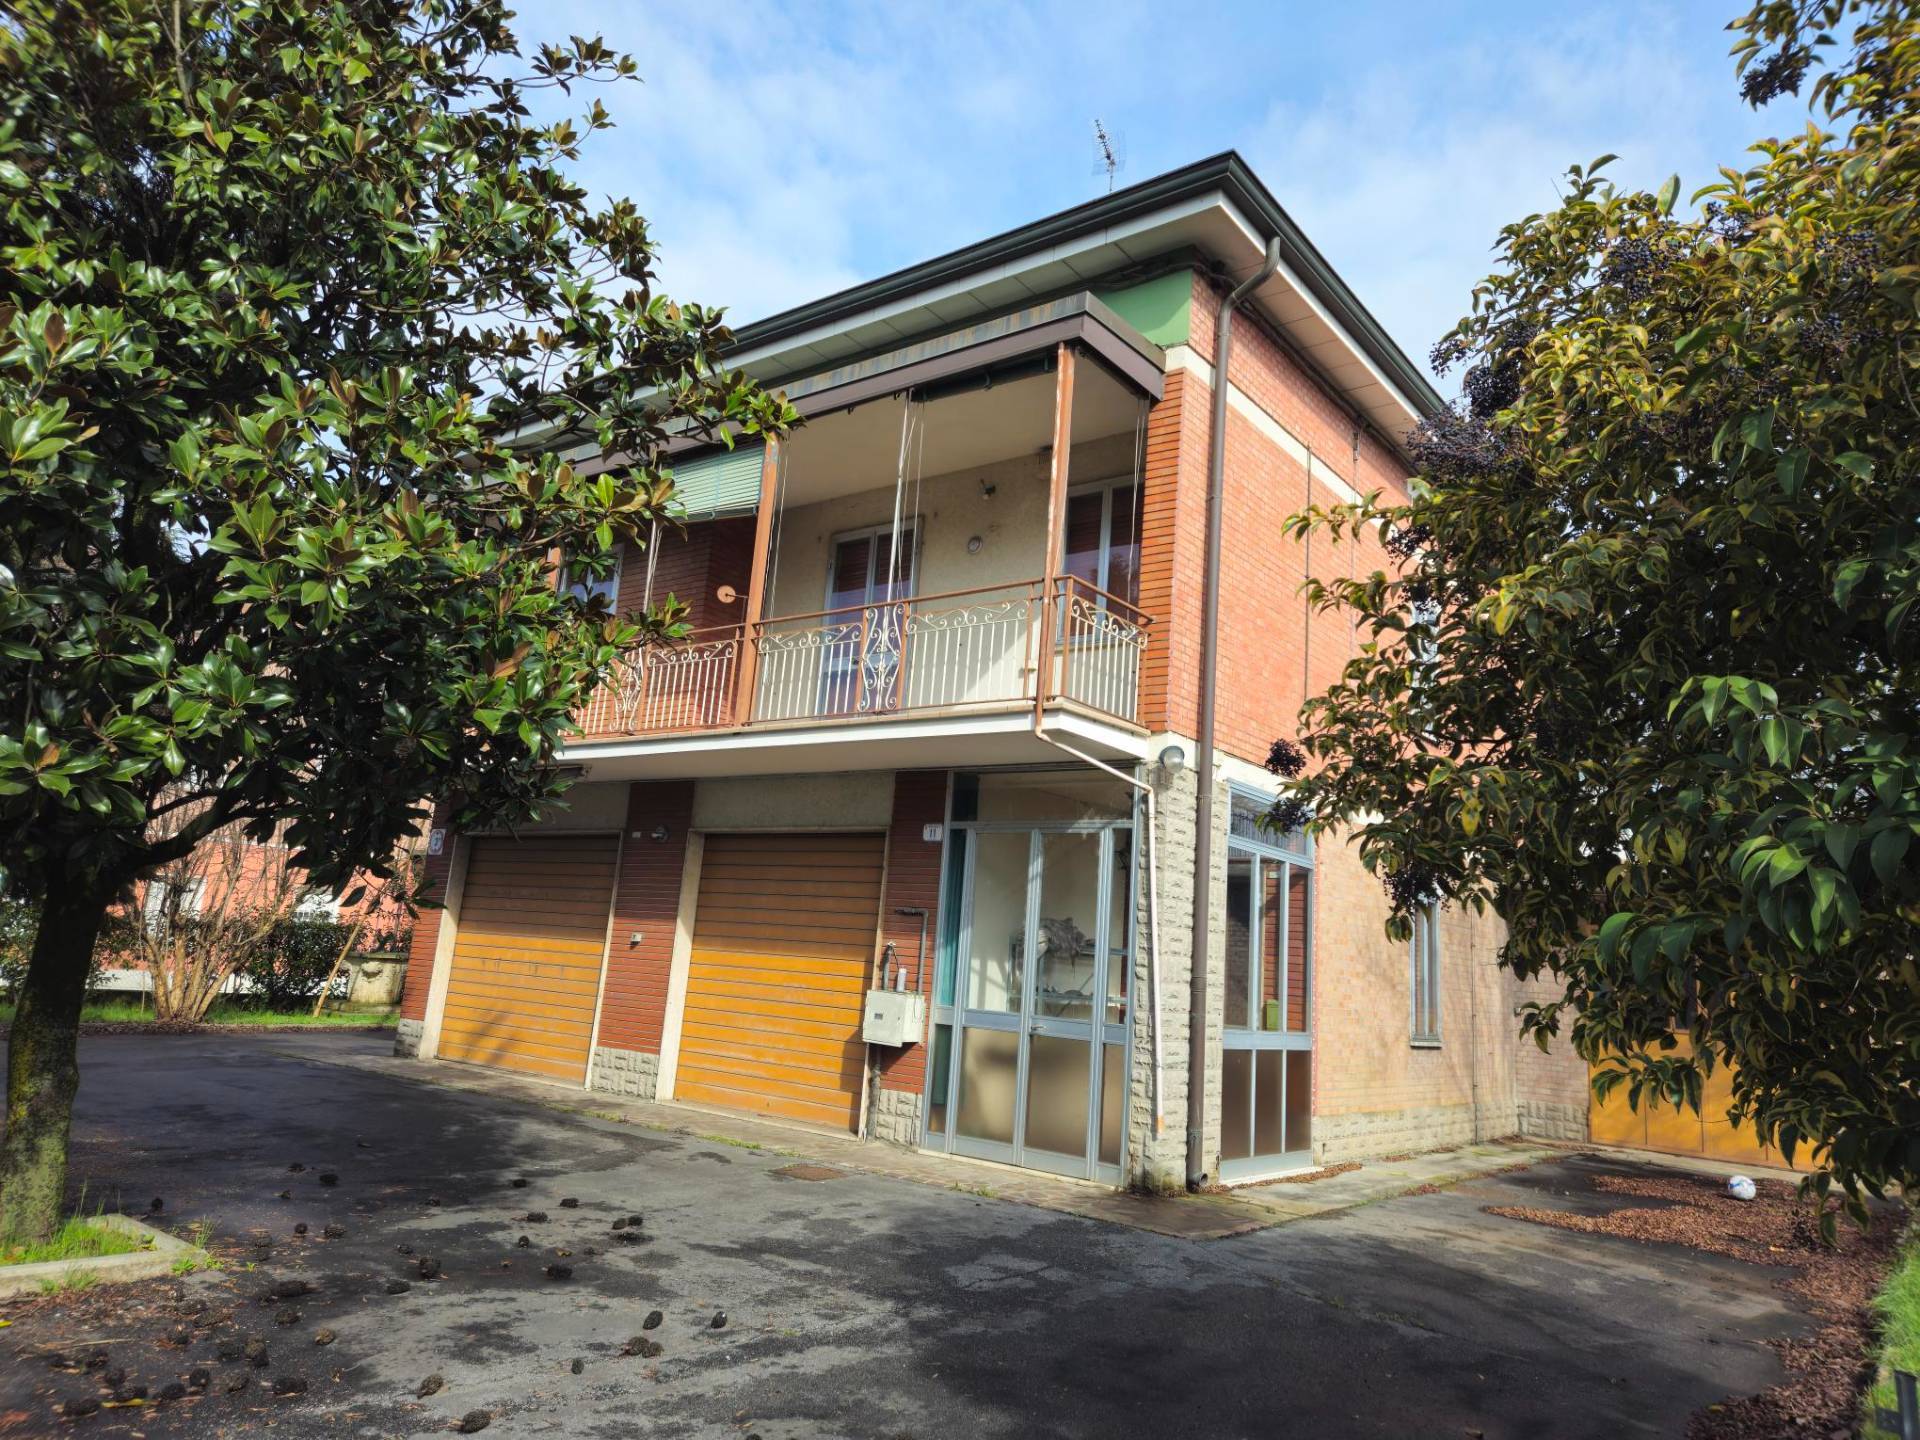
[438,834,617,1084]
[1588,1040,1802,1169]
[676,832,886,1131]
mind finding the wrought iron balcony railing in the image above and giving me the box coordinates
[571,575,1148,741]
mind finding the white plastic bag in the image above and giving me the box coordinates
[1726,1174,1757,1201]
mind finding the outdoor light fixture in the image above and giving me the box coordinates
[650,825,670,843]
[1157,744,1187,773]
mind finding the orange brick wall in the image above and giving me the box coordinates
[399,800,458,1022]
[1185,271,1413,769]
[875,771,948,1096]
[596,781,694,1055]
[615,517,755,631]
[1137,369,1210,738]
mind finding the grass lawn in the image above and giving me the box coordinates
[0,1000,394,1027]
[0,1215,149,1269]
[1866,1234,1920,1438]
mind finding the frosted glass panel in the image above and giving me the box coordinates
[1285,1049,1312,1154]
[1254,1049,1285,1157]
[1098,1042,1125,1166]
[1023,1033,1090,1159]
[955,1028,1019,1145]
[1224,858,1253,1029]
[967,832,1027,1013]
[928,1023,952,1137]
[1222,1048,1252,1161]
[1035,831,1100,1021]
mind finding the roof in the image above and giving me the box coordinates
[725,152,1443,438]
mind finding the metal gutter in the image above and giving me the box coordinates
[726,151,1442,421]
[1188,236,1284,1189]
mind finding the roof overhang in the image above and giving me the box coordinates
[725,152,1440,451]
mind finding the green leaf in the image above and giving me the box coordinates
[1656,174,1680,214]
[1823,822,1860,868]
[1597,911,1633,960]
[1870,827,1911,887]
[1775,448,1810,496]
[1834,451,1875,479]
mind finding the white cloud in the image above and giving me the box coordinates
[1242,7,1787,377]
[515,1,1803,378]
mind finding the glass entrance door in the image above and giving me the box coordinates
[944,824,1127,1181]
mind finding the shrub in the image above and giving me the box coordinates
[238,918,357,1009]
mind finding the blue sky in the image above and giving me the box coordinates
[519,1,1800,381]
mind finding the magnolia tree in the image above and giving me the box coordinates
[0,1,789,1242]
[1282,0,1920,1210]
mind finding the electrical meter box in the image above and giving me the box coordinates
[862,989,926,1047]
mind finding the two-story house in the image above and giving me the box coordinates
[390,153,1596,1192]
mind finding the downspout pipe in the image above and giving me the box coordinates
[1188,238,1283,1189]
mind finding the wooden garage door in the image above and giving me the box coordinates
[676,832,885,1131]
[438,834,617,1084]
[1588,1040,1804,1170]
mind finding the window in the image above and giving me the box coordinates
[1410,903,1442,1045]
[1061,480,1141,604]
[562,544,622,612]
[825,523,916,612]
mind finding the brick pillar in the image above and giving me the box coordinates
[871,771,947,1145]
[395,800,458,1058]
[589,780,695,1099]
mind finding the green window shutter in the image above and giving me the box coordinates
[667,442,764,520]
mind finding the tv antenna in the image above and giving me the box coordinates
[1092,119,1124,193]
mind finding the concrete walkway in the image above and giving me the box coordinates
[270,1032,1560,1238]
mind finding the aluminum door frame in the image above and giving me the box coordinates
[931,816,1130,1185]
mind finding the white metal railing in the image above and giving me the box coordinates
[574,626,740,737]
[1056,577,1149,724]
[574,576,1150,739]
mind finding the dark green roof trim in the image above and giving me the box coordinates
[726,151,1443,420]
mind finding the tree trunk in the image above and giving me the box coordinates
[1,882,110,1246]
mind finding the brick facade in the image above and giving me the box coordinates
[1152,267,1587,1174]
[615,516,754,630]
[398,800,458,1025]
[874,771,947,1099]
[595,781,695,1056]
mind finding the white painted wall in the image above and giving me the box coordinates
[764,432,1136,618]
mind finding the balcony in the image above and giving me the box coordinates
[574,575,1149,740]
[562,300,1163,775]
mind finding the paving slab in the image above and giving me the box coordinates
[1221,1141,1565,1223]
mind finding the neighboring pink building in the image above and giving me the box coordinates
[396,154,1591,1190]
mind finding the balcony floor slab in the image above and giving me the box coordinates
[558,705,1147,781]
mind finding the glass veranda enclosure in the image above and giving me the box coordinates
[1219,790,1314,1180]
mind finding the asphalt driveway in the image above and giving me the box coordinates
[0,1034,1808,1438]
